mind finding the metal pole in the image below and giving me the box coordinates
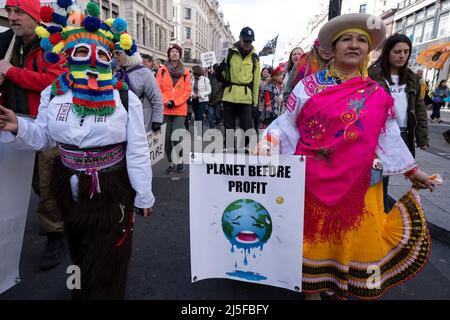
[328,0,343,20]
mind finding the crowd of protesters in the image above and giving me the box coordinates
[0,0,448,301]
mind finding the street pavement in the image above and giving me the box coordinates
[1,119,450,300]
[426,108,450,157]
[431,108,450,124]
[389,111,450,244]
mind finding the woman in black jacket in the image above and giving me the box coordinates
[368,33,429,156]
[368,33,430,212]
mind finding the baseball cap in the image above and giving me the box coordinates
[240,27,255,42]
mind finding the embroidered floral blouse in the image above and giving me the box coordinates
[265,70,417,176]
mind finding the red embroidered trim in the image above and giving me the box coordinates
[405,167,419,177]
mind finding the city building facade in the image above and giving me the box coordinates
[207,0,234,63]
[104,0,175,64]
[341,0,399,16]
[172,0,234,67]
[380,7,398,38]
[1,0,235,68]
[296,4,329,53]
[341,0,400,62]
[296,0,400,53]
[295,0,449,84]
[1,0,175,64]
[393,0,450,83]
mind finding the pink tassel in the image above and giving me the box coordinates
[86,169,101,199]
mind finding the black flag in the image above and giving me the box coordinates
[259,35,279,57]
[328,0,343,20]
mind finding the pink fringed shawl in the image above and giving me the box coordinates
[295,76,394,243]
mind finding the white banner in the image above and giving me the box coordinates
[201,52,217,69]
[147,124,166,166]
[190,154,305,292]
[221,41,230,61]
[0,143,35,294]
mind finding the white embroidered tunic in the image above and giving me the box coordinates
[0,86,155,209]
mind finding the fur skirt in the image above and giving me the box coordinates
[51,157,135,300]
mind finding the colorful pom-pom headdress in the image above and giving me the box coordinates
[36,0,137,116]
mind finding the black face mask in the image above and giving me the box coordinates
[237,41,253,56]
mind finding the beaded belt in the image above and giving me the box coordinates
[59,143,126,199]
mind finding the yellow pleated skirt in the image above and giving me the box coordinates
[302,182,430,300]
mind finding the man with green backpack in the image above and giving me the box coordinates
[217,27,261,150]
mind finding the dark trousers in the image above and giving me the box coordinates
[223,102,253,149]
[185,110,192,130]
[164,115,186,163]
[208,102,222,128]
[431,102,443,119]
[192,99,208,122]
[222,102,253,131]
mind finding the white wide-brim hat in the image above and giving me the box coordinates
[318,13,387,52]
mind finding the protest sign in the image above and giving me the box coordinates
[221,41,230,61]
[190,153,305,292]
[147,124,167,166]
[0,143,35,294]
[201,52,217,69]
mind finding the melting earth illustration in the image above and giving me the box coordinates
[222,199,273,281]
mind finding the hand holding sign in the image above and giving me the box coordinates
[252,133,280,156]
[0,105,18,134]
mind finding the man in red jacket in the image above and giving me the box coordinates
[0,0,68,270]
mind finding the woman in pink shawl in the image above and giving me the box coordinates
[259,14,441,300]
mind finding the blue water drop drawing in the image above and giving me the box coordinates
[226,271,268,282]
